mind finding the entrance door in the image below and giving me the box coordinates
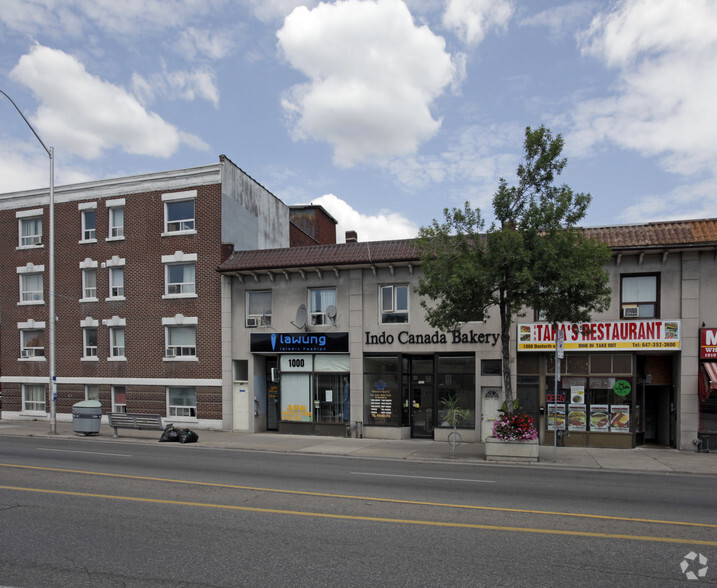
[480,388,501,441]
[410,357,434,438]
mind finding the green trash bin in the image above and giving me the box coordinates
[72,400,102,435]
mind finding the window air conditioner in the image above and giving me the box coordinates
[166,347,176,357]
[622,305,639,318]
[245,317,258,328]
[21,349,32,358]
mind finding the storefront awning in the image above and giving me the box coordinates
[700,362,717,402]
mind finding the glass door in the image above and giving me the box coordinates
[410,357,434,438]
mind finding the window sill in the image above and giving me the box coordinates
[107,357,127,362]
[163,356,199,362]
[105,236,125,242]
[81,356,99,362]
[18,300,44,306]
[79,239,98,245]
[105,296,126,302]
[16,244,44,251]
[19,357,46,362]
[20,411,47,417]
[161,230,197,237]
[79,297,98,303]
[162,294,198,300]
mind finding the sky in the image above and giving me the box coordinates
[1,0,716,242]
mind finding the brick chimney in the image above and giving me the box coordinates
[345,230,358,243]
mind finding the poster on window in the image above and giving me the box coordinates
[610,405,630,432]
[568,404,586,431]
[589,404,609,431]
[547,405,566,431]
[570,385,585,404]
[369,380,393,421]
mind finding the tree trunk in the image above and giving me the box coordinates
[500,292,514,412]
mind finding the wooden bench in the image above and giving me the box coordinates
[107,413,168,437]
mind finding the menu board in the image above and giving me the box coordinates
[568,404,587,431]
[610,405,630,432]
[369,389,392,420]
[547,405,566,431]
[589,404,609,431]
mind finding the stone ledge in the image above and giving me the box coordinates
[485,437,539,462]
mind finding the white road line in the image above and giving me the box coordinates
[38,448,132,458]
[352,472,495,483]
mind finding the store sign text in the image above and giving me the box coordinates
[701,328,717,359]
[364,329,500,346]
[518,320,681,352]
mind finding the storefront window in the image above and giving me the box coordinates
[437,355,475,428]
[364,356,401,426]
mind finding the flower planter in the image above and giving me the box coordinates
[484,437,539,463]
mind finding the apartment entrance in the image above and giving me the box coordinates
[410,357,434,438]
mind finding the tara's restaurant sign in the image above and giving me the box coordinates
[701,328,717,359]
[518,320,681,352]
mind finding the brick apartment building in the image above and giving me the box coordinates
[0,155,335,430]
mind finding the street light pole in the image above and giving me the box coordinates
[1,89,57,434]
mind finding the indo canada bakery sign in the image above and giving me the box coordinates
[518,320,681,351]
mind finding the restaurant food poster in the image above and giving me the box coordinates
[518,320,681,351]
[589,405,609,431]
[547,405,566,431]
[568,404,586,431]
[570,385,585,404]
[610,405,630,432]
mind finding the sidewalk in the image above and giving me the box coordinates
[1,418,717,475]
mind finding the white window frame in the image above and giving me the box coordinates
[17,209,43,248]
[23,384,46,413]
[19,321,45,360]
[82,268,98,301]
[309,288,336,326]
[167,386,197,419]
[106,199,125,241]
[162,252,198,298]
[105,256,126,300]
[246,290,272,327]
[162,191,197,236]
[379,284,409,324]
[17,264,45,305]
[82,324,98,360]
[85,384,100,401]
[162,315,198,360]
[112,386,127,413]
[80,206,97,242]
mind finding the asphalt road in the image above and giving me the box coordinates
[1,436,715,587]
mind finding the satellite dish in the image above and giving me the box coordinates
[295,304,308,329]
[326,305,337,320]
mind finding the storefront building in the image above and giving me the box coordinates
[219,218,717,451]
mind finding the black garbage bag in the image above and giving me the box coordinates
[177,428,199,444]
[159,424,179,442]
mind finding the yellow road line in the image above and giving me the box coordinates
[1,462,715,530]
[2,484,716,547]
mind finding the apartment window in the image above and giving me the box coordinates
[20,273,43,303]
[109,267,124,298]
[108,205,124,239]
[380,285,408,324]
[310,288,336,326]
[21,329,44,358]
[166,263,196,295]
[166,325,197,358]
[168,387,197,418]
[82,268,97,300]
[112,386,127,413]
[23,384,45,412]
[246,291,272,327]
[18,213,42,247]
[163,191,196,234]
[110,327,125,358]
[83,327,98,358]
[85,385,100,401]
[81,209,96,241]
[621,274,659,319]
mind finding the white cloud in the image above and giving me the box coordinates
[310,193,419,242]
[442,0,514,46]
[568,0,717,177]
[519,1,597,38]
[277,0,457,167]
[132,65,220,107]
[247,0,318,23]
[175,27,235,61]
[10,45,207,159]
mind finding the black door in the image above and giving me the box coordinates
[410,357,434,438]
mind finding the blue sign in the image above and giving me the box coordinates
[251,332,349,353]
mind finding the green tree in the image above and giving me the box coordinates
[416,126,611,412]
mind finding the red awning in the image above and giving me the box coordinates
[705,362,717,390]
[701,362,717,403]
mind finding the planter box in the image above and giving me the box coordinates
[484,437,539,463]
